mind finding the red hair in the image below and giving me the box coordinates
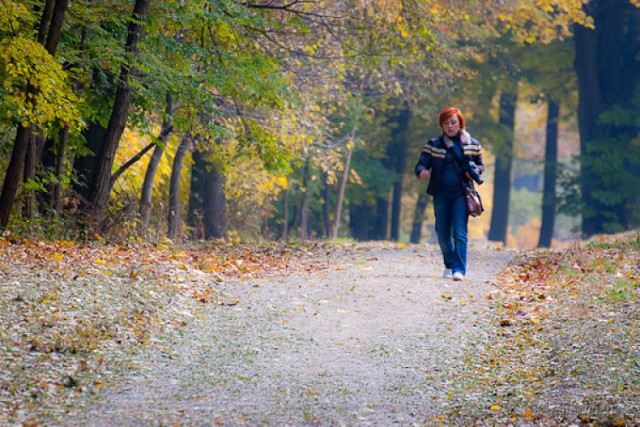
[439,107,465,130]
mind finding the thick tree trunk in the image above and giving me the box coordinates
[188,149,206,239]
[44,0,70,54]
[73,121,106,204]
[538,98,559,248]
[139,95,175,231]
[89,0,151,217]
[574,0,640,236]
[488,91,517,244]
[410,191,429,244]
[37,0,55,44]
[390,108,411,241]
[349,203,372,241]
[0,126,31,229]
[373,196,389,240]
[203,162,226,240]
[167,133,191,240]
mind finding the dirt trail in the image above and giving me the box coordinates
[67,243,513,426]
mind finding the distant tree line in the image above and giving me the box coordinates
[0,0,638,245]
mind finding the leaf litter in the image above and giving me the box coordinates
[433,233,640,426]
[2,234,640,426]
[0,238,329,425]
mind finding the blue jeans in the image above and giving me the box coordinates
[433,192,468,275]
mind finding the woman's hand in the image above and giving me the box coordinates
[419,169,430,180]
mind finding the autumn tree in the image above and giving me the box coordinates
[0,0,80,230]
[574,0,640,236]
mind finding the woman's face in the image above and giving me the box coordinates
[441,115,461,137]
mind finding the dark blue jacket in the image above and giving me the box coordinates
[414,130,484,196]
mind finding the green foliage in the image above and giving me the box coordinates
[582,136,640,228]
[556,156,581,215]
[604,278,639,303]
[586,234,640,250]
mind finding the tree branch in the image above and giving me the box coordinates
[110,125,174,185]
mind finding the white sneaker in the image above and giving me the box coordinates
[443,269,453,279]
[453,272,464,281]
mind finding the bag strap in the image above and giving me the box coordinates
[445,140,473,190]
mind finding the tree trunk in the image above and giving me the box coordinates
[488,91,517,244]
[538,98,559,248]
[332,145,353,239]
[52,127,69,214]
[322,172,332,238]
[188,149,206,240]
[574,0,640,236]
[40,126,67,214]
[373,196,389,240]
[89,0,151,217]
[0,126,31,229]
[139,95,175,232]
[23,131,37,219]
[410,191,430,244]
[390,108,411,241]
[281,186,290,240]
[167,133,191,240]
[44,0,70,55]
[203,161,226,240]
[37,0,55,44]
[292,160,310,239]
[73,121,106,204]
[350,203,372,241]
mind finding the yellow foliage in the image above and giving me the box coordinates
[0,1,34,32]
[0,36,82,129]
[114,126,182,205]
[226,158,284,237]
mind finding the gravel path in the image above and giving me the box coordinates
[67,242,513,426]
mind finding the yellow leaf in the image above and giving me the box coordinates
[490,405,501,411]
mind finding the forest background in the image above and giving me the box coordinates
[1,0,639,248]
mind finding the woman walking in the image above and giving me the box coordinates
[415,107,484,281]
